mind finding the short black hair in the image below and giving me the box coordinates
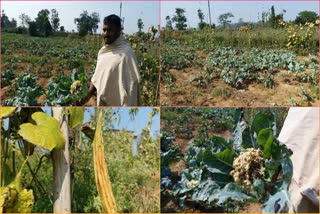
[104,14,122,30]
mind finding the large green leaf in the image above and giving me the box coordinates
[214,149,234,165]
[262,187,291,213]
[68,107,84,128]
[0,107,17,118]
[257,128,274,159]
[197,148,233,175]
[242,127,255,148]
[191,179,219,202]
[208,183,252,205]
[251,113,272,135]
[18,112,65,151]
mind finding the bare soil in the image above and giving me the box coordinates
[161,65,318,107]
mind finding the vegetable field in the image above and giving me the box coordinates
[1,33,159,106]
[161,108,294,212]
[160,22,319,106]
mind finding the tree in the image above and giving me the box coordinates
[165,16,173,30]
[90,12,100,33]
[10,18,17,28]
[60,26,65,32]
[1,10,17,29]
[261,11,269,24]
[75,11,100,36]
[1,10,9,28]
[197,9,206,30]
[172,8,187,30]
[295,11,318,25]
[137,18,144,33]
[19,13,31,27]
[50,9,60,32]
[19,13,31,28]
[35,9,52,37]
[218,12,234,28]
[269,6,276,28]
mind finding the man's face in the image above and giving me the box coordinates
[102,23,121,45]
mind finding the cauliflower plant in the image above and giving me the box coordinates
[230,148,265,190]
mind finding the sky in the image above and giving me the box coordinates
[41,107,160,138]
[161,1,319,28]
[1,1,159,34]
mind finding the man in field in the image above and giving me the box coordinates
[83,14,140,106]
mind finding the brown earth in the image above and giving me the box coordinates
[161,65,318,107]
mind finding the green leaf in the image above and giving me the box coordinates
[68,107,84,128]
[257,128,274,159]
[262,187,290,213]
[197,149,233,175]
[214,149,234,165]
[208,183,252,205]
[18,112,65,151]
[251,113,272,135]
[242,127,255,148]
[0,107,17,118]
[280,158,293,183]
[265,159,281,180]
[191,179,219,202]
[252,179,264,198]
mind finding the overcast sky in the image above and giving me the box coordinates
[1,1,159,34]
[161,1,319,28]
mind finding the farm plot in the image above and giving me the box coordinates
[1,33,159,106]
[160,24,319,107]
[160,108,295,213]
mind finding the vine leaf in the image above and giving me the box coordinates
[67,107,84,128]
[18,112,65,151]
[0,107,17,118]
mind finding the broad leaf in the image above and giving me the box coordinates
[265,159,281,180]
[208,183,252,205]
[214,149,234,165]
[191,179,219,202]
[197,149,233,175]
[262,187,291,213]
[18,112,65,151]
[257,128,274,158]
[242,127,255,148]
[251,113,272,135]
[0,107,17,118]
[68,107,84,128]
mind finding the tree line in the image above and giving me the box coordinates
[164,6,319,30]
[1,9,100,37]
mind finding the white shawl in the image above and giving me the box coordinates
[91,36,140,106]
[278,107,319,212]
